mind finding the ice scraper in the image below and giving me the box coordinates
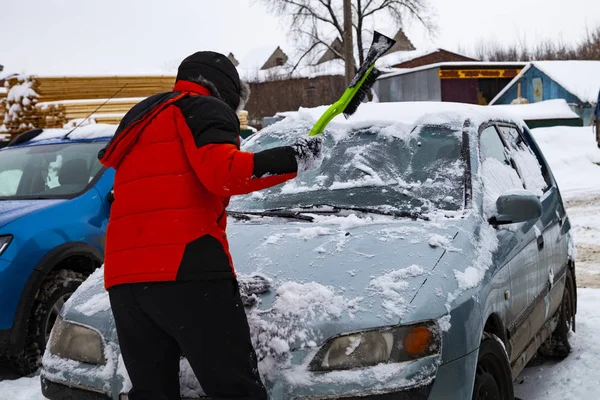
[308,31,396,137]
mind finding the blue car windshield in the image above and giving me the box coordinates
[230,123,465,213]
[0,142,106,199]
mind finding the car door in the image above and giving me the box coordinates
[499,124,568,329]
[479,123,541,364]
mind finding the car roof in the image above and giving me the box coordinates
[275,101,527,130]
[1,124,116,150]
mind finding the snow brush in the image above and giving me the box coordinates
[308,31,396,137]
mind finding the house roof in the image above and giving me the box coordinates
[379,61,529,79]
[376,49,439,68]
[387,29,416,53]
[490,61,600,105]
[317,38,344,64]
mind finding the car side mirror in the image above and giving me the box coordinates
[107,189,115,205]
[489,190,542,225]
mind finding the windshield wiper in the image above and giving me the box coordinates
[293,204,430,221]
[229,210,314,222]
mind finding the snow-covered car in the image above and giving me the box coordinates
[40,102,576,400]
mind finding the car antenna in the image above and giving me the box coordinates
[63,83,129,139]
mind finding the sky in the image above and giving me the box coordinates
[2,0,599,75]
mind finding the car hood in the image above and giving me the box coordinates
[0,199,66,229]
[62,213,469,348]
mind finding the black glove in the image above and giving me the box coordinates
[291,136,323,172]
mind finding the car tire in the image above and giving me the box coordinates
[12,269,86,375]
[472,333,515,400]
[539,269,575,358]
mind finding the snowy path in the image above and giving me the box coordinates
[513,289,600,399]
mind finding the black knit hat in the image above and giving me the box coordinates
[176,51,243,111]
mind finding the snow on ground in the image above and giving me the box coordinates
[531,126,600,288]
[531,126,600,199]
[514,289,600,400]
[1,125,599,398]
[0,376,44,400]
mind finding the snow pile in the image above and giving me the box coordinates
[368,265,425,320]
[530,126,600,198]
[428,234,455,250]
[0,376,44,400]
[492,99,579,121]
[247,281,362,362]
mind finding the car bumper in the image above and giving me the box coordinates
[40,348,477,400]
[41,375,432,400]
[41,376,111,400]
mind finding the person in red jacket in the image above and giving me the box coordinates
[99,51,321,400]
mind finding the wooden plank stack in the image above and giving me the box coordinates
[0,89,6,126]
[1,75,254,139]
[1,75,176,137]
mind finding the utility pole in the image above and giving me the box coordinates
[343,0,354,85]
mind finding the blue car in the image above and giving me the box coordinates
[0,125,115,375]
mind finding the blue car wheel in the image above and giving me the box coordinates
[12,269,86,375]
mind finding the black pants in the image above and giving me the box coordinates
[108,279,267,400]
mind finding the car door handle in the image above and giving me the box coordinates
[537,235,544,251]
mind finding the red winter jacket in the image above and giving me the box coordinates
[99,80,298,289]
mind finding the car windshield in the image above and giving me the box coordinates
[230,121,465,215]
[0,141,106,199]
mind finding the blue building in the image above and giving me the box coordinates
[490,61,600,125]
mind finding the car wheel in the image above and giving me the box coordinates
[539,269,574,358]
[472,333,514,400]
[12,269,86,375]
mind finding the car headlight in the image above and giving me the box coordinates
[0,235,12,256]
[48,316,106,365]
[309,322,440,371]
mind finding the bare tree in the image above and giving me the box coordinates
[257,0,434,72]
[472,25,600,62]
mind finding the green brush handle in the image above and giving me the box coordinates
[308,64,376,137]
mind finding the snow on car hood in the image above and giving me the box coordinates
[61,213,469,359]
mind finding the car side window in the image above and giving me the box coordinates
[480,126,511,164]
[498,125,550,194]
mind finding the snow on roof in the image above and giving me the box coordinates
[238,46,280,71]
[0,71,17,81]
[491,99,580,121]
[379,61,529,80]
[376,49,438,68]
[239,58,345,82]
[490,61,600,105]
[30,124,117,142]
[533,61,600,104]
[274,101,526,131]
